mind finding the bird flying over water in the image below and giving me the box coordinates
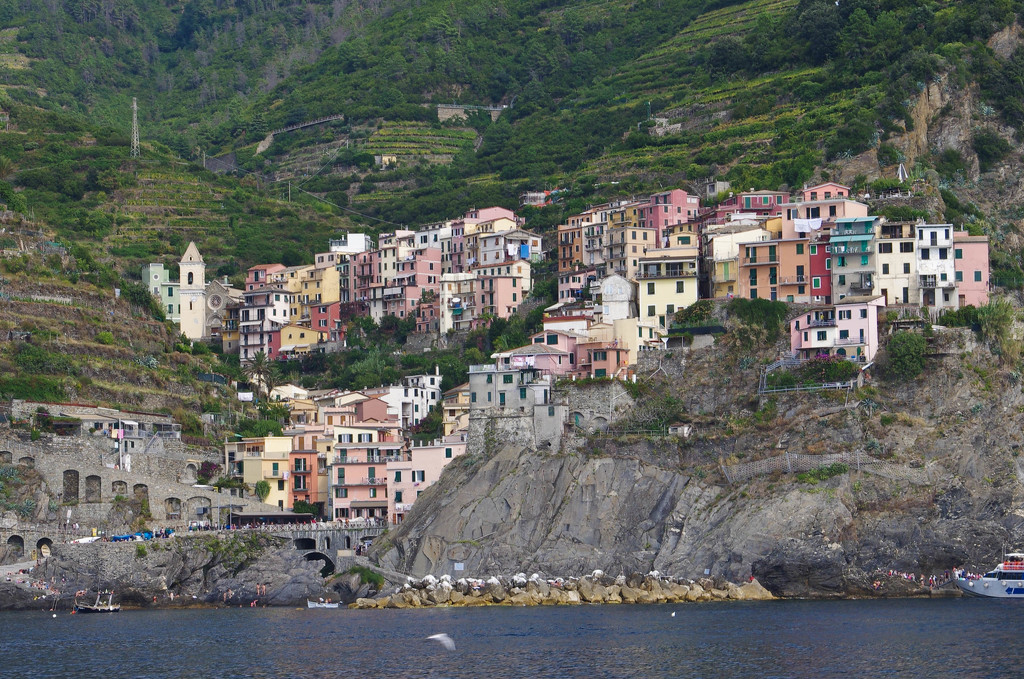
[427,633,456,650]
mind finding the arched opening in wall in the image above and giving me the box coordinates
[165,497,182,520]
[181,463,198,485]
[303,551,336,577]
[6,535,24,558]
[19,456,34,468]
[344,536,351,550]
[133,484,150,507]
[84,475,101,503]
[324,537,331,550]
[571,412,585,429]
[36,538,53,558]
[0,451,11,464]
[63,470,80,503]
[184,496,211,522]
[112,480,128,496]
[294,537,316,551]
[591,416,609,432]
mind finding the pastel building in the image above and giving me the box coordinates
[289,427,330,513]
[916,223,957,311]
[636,245,699,328]
[387,433,467,524]
[703,223,771,298]
[441,383,471,435]
[875,221,918,306]
[228,435,293,509]
[141,262,180,324]
[954,231,990,307]
[830,216,880,301]
[790,295,884,363]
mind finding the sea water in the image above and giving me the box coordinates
[1,598,1020,678]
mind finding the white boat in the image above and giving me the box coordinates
[956,553,1024,598]
[74,591,121,613]
[307,599,339,608]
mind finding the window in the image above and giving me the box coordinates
[812,277,821,289]
[838,309,851,320]
[187,272,194,285]
[878,243,893,253]
[882,263,890,274]
[647,282,655,294]
[499,392,505,406]
[647,305,656,317]
[666,304,675,315]
[955,248,963,259]
[445,447,453,459]
[900,242,914,253]
[278,480,284,491]
[677,236,691,245]
[817,331,827,341]
[860,309,868,318]
[829,205,837,217]
[839,329,849,339]
[471,392,477,403]
[939,248,948,260]
[394,471,402,482]
[394,491,403,504]
[519,387,527,400]
[810,245,818,255]
[921,248,930,260]
[676,281,685,293]
[903,263,911,274]
[796,244,804,255]
[825,258,831,270]
[546,334,558,345]
[955,271,963,282]
[838,275,846,286]
[369,488,377,498]
[975,271,982,282]
[486,374,492,384]
[837,257,846,267]
[503,374,513,384]
[412,470,425,482]
[861,255,869,266]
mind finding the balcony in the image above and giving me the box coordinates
[635,267,697,279]
[742,256,779,265]
[919,275,955,289]
[395,503,415,513]
[359,477,387,486]
[807,318,836,328]
[830,245,874,255]
[835,336,864,346]
[780,275,807,285]
[850,277,874,293]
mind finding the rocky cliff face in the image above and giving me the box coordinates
[376,335,1024,598]
[37,533,330,607]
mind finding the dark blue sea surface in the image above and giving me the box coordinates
[1,598,1021,678]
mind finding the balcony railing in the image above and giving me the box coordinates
[807,318,836,328]
[395,503,415,513]
[850,278,874,293]
[830,245,874,255]
[780,275,807,285]
[359,477,387,486]
[741,256,779,265]
[635,268,697,279]
[919,276,955,289]
[835,336,864,345]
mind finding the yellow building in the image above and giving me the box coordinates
[636,245,699,328]
[234,436,293,510]
[276,323,325,358]
[442,383,471,435]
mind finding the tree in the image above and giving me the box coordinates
[0,156,15,181]
[886,331,927,379]
[977,296,1020,363]
[253,480,271,503]
[243,351,275,395]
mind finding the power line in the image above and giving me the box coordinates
[292,185,405,228]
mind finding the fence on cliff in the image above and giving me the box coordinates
[720,450,935,486]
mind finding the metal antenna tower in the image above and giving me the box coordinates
[130,97,140,158]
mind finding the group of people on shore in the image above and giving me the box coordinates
[872,569,959,590]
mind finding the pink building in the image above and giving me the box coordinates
[474,269,524,319]
[387,432,467,524]
[530,329,585,372]
[799,182,851,202]
[493,344,574,376]
[954,231,990,307]
[382,247,442,319]
[698,190,790,229]
[638,188,701,244]
[310,301,344,343]
[790,294,884,363]
[245,263,286,291]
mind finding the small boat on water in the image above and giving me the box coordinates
[74,591,121,613]
[956,553,1024,598]
[307,599,339,609]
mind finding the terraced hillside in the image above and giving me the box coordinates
[359,122,477,163]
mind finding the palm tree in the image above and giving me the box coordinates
[243,350,271,395]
